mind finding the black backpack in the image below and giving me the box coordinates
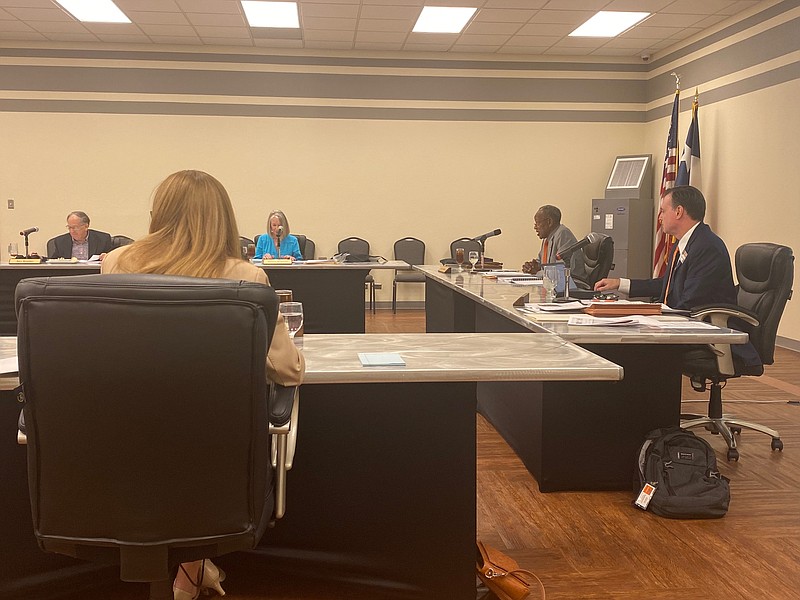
[634,427,730,519]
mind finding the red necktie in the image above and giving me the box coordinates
[663,244,680,302]
[541,238,549,264]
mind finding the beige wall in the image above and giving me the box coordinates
[643,78,800,343]
[1,111,643,302]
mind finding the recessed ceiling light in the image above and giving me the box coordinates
[569,11,650,37]
[55,0,130,23]
[242,1,300,28]
[413,6,477,34]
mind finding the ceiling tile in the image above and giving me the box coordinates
[200,37,253,46]
[126,11,189,25]
[552,36,606,48]
[604,37,664,49]
[0,0,52,7]
[186,12,246,27]
[174,0,241,14]
[360,4,419,19]
[402,43,451,52]
[504,34,560,46]
[44,32,101,42]
[27,20,86,33]
[95,33,152,43]
[692,14,728,28]
[253,38,303,48]
[300,3,359,18]
[0,18,34,31]
[603,0,672,10]
[530,10,595,25]
[5,7,72,21]
[452,44,502,53]
[356,30,405,42]
[83,23,142,35]
[485,0,547,8]
[138,24,196,36]
[718,1,760,16]
[354,41,404,50]
[0,30,46,40]
[147,35,203,44]
[642,13,706,28]
[363,0,423,5]
[406,32,459,44]
[458,33,512,45]
[668,27,704,41]
[544,46,593,55]
[116,0,182,11]
[302,16,357,30]
[0,8,12,19]
[497,45,548,55]
[517,22,573,36]
[304,28,355,41]
[623,25,686,39]
[591,47,642,56]
[465,21,521,35]
[542,0,609,9]
[357,18,410,32]
[661,0,736,15]
[193,25,250,38]
[473,8,536,23]
[305,40,353,49]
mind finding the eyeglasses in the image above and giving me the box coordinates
[66,224,87,231]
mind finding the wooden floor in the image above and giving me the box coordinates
[66,309,800,600]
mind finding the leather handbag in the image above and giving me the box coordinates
[476,541,537,600]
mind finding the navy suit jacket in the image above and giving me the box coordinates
[630,222,760,367]
[49,230,114,259]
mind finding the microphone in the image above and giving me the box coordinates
[471,228,501,241]
[276,226,284,240]
[20,227,39,236]
[556,232,601,260]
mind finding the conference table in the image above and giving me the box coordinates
[1,332,621,599]
[0,260,408,335]
[417,265,749,492]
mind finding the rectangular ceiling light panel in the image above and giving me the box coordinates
[242,1,300,28]
[413,6,477,34]
[55,0,130,23]
[569,11,650,37]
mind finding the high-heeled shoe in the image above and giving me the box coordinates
[173,559,226,599]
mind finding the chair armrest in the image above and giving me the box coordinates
[268,384,299,520]
[691,304,759,329]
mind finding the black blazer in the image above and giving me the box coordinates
[630,223,737,310]
[49,230,114,259]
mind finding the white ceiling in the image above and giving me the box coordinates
[0,0,763,58]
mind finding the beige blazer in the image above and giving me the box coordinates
[102,247,305,386]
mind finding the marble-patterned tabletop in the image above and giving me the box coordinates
[415,265,749,345]
[2,333,621,388]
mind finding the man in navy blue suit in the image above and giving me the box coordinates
[595,185,760,367]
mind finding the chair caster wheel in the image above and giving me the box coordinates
[771,438,783,451]
[730,426,742,435]
[727,448,739,461]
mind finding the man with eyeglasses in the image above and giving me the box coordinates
[48,211,113,259]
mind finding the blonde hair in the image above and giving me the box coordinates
[116,170,242,278]
[267,210,291,237]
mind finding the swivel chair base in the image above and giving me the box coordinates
[681,378,783,461]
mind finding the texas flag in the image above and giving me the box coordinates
[676,92,702,190]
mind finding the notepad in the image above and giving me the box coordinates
[358,352,406,367]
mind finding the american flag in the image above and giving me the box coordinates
[652,86,680,278]
[676,91,701,189]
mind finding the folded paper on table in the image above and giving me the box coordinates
[358,352,406,367]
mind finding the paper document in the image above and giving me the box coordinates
[0,356,19,374]
[568,315,638,326]
[526,301,586,312]
[507,277,543,286]
[358,352,406,367]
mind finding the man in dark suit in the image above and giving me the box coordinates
[595,185,760,367]
[49,211,113,259]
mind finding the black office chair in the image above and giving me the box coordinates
[338,236,380,313]
[294,234,307,258]
[392,237,426,313]
[111,234,135,249]
[441,238,482,265]
[303,238,316,260]
[573,233,614,290]
[681,243,794,461]
[45,237,57,258]
[15,274,298,598]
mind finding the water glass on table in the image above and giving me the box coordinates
[279,301,303,339]
[8,243,18,259]
[455,247,465,272]
[468,251,479,273]
[542,266,557,302]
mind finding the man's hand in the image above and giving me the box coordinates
[522,259,540,275]
[594,278,621,292]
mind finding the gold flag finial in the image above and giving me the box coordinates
[670,71,681,89]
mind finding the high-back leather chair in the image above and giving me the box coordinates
[303,238,316,260]
[338,237,380,313]
[111,235,135,249]
[392,237,425,313]
[682,243,794,461]
[573,233,614,289]
[15,274,297,597]
[45,237,57,258]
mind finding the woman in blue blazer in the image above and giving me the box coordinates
[255,210,303,260]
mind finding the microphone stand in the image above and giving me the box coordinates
[23,233,31,258]
[475,236,488,268]
[276,235,281,258]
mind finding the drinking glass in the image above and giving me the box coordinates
[468,250,479,273]
[455,247,465,272]
[8,242,18,258]
[562,267,571,301]
[246,243,256,261]
[542,266,557,302]
[279,301,303,338]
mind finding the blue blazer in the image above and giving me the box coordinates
[255,233,302,260]
[630,222,760,367]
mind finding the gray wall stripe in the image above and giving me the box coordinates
[0,99,645,123]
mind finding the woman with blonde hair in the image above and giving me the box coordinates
[102,170,304,599]
[254,209,303,260]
